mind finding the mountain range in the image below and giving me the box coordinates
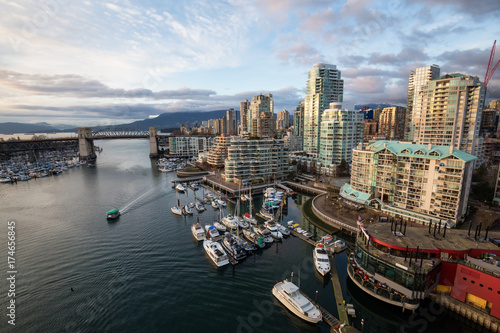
[0,104,401,134]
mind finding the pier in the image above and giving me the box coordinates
[330,256,350,325]
[283,181,327,195]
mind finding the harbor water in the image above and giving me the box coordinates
[0,139,481,333]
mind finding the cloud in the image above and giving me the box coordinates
[420,0,500,17]
[276,43,324,65]
[367,47,429,66]
[0,70,216,100]
[436,45,498,77]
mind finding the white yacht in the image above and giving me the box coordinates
[243,212,257,225]
[203,239,229,267]
[272,280,322,323]
[277,224,290,236]
[236,216,249,229]
[265,221,283,240]
[217,199,226,207]
[222,214,238,230]
[211,200,219,209]
[214,221,226,233]
[255,225,274,244]
[175,183,186,192]
[313,244,331,276]
[243,228,266,248]
[205,224,220,239]
[191,222,206,241]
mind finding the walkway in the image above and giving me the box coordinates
[312,194,358,234]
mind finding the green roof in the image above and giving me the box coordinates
[107,208,119,214]
[368,141,477,163]
[341,184,371,201]
[438,73,465,79]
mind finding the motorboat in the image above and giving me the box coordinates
[265,221,283,240]
[259,208,274,221]
[243,213,258,225]
[240,195,247,202]
[272,280,322,323]
[188,202,195,209]
[243,228,266,249]
[277,224,290,236]
[214,221,226,233]
[264,187,276,198]
[236,216,249,229]
[191,222,206,241]
[217,199,226,207]
[222,233,247,261]
[234,233,256,252]
[255,225,274,244]
[203,239,229,267]
[0,177,12,183]
[106,208,120,219]
[332,239,346,253]
[205,225,220,239]
[222,214,238,230]
[313,244,331,276]
[175,183,186,193]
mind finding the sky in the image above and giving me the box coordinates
[0,0,499,126]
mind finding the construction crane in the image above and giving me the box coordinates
[484,40,500,89]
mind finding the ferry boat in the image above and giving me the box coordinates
[313,244,331,276]
[106,208,120,219]
[191,221,206,241]
[272,280,322,323]
[203,239,229,267]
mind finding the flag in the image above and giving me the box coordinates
[358,216,364,221]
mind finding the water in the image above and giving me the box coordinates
[0,139,481,333]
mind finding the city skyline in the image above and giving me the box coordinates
[0,0,499,126]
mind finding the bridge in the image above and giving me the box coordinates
[0,127,164,161]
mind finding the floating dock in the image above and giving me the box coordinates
[330,256,349,325]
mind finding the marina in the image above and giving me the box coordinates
[0,139,474,333]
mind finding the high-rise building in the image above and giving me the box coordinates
[276,109,291,131]
[206,135,234,167]
[378,106,406,140]
[363,119,378,142]
[343,141,476,227]
[169,136,215,157]
[251,111,276,138]
[406,65,441,140]
[226,108,237,135]
[318,103,364,168]
[413,73,485,159]
[223,138,290,184]
[240,100,249,134]
[303,63,344,156]
[293,101,305,138]
[372,108,383,123]
[488,99,500,110]
[247,94,273,135]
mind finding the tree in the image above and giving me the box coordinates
[339,158,348,176]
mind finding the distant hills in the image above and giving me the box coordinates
[0,110,232,134]
[1,105,405,134]
[354,103,402,110]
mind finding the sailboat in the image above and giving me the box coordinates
[183,190,193,215]
[243,187,257,225]
[171,199,182,216]
[235,186,249,229]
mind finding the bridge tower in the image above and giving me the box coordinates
[78,128,96,162]
[149,127,158,158]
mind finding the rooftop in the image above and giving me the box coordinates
[366,140,477,162]
[366,222,500,253]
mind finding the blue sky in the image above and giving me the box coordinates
[0,0,499,126]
